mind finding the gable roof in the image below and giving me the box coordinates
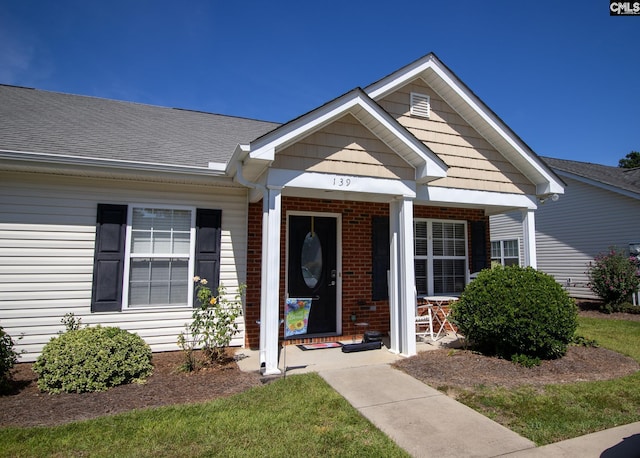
[543,156,640,199]
[234,87,448,184]
[0,84,279,169]
[366,53,564,196]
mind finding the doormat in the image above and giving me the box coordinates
[297,342,343,351]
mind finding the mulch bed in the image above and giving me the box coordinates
[2,309,639,428]
[0,350,263,428]
[394,345,640,393]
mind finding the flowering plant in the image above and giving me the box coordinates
[587,248,640,311]
[177,277,244,370]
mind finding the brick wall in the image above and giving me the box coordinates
[244,198,488,348]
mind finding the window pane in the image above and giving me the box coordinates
[504,258,519,266]
[433,240,443,256]
[150,259,169,282]
[504,240,518,257]
[491,241,501,259]
[433,259,466,294]
[152,232,172,253]
[415,259,428,295]
[301,232,322,288]
[129,257,189,307]
[132,208,153,230]
[131,231,152,253]
[413,220,467,296]
[172,210,191,231]
[173,232,191,254]
[414,221,428,256]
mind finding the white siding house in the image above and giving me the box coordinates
[1,53,564,372]
[490,157,640,299]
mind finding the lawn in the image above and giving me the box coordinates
[0,372,409,458]
[456,317,640,445]
[1,317,637,455]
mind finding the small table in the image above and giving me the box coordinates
[417,296,459,341]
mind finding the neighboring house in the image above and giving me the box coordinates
[0,53,563,374]
[490,157,640,299]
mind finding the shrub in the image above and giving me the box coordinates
[587,248,640,311]
[33,326,153,393]
[178,277,244,370]
[450,265,578,361]
[0,325,20,390]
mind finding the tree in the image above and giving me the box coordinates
[618,151,640,168]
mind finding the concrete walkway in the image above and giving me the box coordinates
[236,338,640,457]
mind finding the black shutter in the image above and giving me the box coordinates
[91,204,127,312]
[194,209,222,305]
[471,220,489,274]
[371,216,390,301]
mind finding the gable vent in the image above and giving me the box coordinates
[410,92,430,118]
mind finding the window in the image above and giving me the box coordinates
[414,220,467,295]
[91,204,221,312]
[491,239,520,266]
[125,207,194,308]
[410,92,430,118]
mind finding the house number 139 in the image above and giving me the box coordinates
[333,177,351,187]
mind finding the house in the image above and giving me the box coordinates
[0,53,564,374]
[490,157,640,300]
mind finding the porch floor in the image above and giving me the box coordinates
[236,333,463,375]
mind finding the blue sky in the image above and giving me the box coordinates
[1,1,638,166]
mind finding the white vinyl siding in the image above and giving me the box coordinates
[0,172,248,361]
[535,178,640,299]
[490,176,640,299]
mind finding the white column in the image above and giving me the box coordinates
[388,202,400,354]
[522,209,537,269]
[389,197,416,357]
[260,186,283,375]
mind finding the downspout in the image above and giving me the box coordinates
[234,160,269,368]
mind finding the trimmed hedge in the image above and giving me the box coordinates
[450,265,578,360]
[1,326,19,390]
[33,326,153,393]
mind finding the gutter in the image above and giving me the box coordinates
[0,149,228,178]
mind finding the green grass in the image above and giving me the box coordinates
[457,317,640,445]
[0,373,409,457]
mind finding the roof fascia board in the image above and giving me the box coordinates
[554,169,640,200]
[0,149,228,179]
[418,185,538,212]
[366,53,564,196]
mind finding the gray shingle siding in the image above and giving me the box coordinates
[0,85,280,168]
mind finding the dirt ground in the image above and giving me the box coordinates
[2,309,639,428]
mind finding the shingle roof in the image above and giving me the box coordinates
[0,85,280,168]
[542,156,640,195]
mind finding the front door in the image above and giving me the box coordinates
[287,215,338,337]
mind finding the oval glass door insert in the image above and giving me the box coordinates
[301,232,322,288]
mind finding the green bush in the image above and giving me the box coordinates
[33,326,153,393]
[450,265,578,360]
[587,248,640,310]
[0,325,20,390]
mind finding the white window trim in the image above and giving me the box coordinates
[122,204,196,310]
[410,92,431,118]
[491,238,521,266]
[414,218,468,295]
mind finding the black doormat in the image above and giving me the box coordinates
[296,342,343,351]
